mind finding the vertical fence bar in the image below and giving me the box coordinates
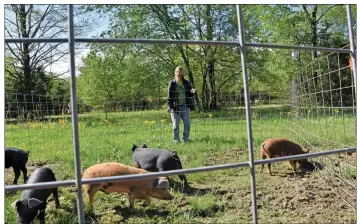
[68,4,85,224]
[236,5,258,224]
[346,4,357,219]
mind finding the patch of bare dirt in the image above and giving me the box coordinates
[255,168,355,223]
[205,148,246,165]
[337,152,356,167]
[4,162,56,185]
[198,150,356,223]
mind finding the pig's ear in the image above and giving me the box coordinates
[28,198,43,208]
[132,144,137,151]
[142,144,148,148]
[11,200,21,209]
[171,151,178,157]
[156,179,169,189]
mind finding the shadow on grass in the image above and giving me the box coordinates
[169,178,230,197]
[260,160,325,178]
[60,202,99,224]
[168,178,218,196]
[113,206,170,223]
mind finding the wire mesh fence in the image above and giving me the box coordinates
[291,49,357,209]
[4,4,357,224]
[4,91,291,154]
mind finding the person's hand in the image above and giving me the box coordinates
[191,89,196,94]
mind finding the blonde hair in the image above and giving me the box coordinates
[175,66,184,72]
[174,66,185,82]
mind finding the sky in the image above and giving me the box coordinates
[47,10,110,77]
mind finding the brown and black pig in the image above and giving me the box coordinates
[82,162,174,210]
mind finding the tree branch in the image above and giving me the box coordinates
[5,17,18,27]
[178,5,198,28]
[30,43,64,68]
[5,68,19,80]
[316,4,341,22]
[216,70,241,94]
[302,5,311,21]
[25,4,33,16]
[5,43,23,64]
[30,5,52,38]
[139,45,175,66]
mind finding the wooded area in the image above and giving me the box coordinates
[5,5,356,115]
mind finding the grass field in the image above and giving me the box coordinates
[4,107,356,223]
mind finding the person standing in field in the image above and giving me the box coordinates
[167,66,196,144]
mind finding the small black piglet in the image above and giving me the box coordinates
[11,167,60,224]
[5,147,30,184]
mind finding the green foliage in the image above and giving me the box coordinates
[77,46,168,109]
[76,5,355,111]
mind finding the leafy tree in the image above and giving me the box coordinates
[5,4,94,113]
[80,4,355,111]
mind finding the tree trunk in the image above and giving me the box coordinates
[19,5,34,112]
[202,70,209,111]
[204,5,217,110]
[311,6,318,59]
[207,61,217,110]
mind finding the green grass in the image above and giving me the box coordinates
[4,107,356,223]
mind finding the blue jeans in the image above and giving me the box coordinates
[171,105,190,143]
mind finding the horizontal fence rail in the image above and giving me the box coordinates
[5,147,355,192]
[4,4,357,224]
[5,37,351,53]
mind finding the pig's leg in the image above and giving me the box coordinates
[142,196,151,207]
[37,204,46,224]
[171,163,190,191]
[128,194,136,211]
[288,161,298,176]
[267,162,272,176]
[20,165,28,183]
[261,154,272,175]
[260,153,267,173]
[53,188,61,209]
[12,166,21,185]
[130,188,151,207]
[84,185,98,207]
[179,175,190,192]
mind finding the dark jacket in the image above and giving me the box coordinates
[167,79,195,112]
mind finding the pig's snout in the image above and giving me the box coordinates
[163,190,174,200]
[167,195,174,200]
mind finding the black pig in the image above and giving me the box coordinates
[5,147,30,184]
[132,143,190,192]
[11,167,60,224]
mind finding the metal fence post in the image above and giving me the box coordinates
[236,5,258,224]
[346,4,357,220]
[68,4,85,224]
